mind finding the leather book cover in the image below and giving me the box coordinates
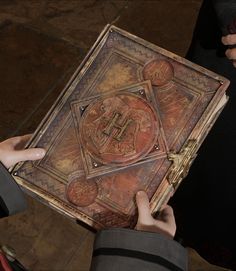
[12,25,230,230]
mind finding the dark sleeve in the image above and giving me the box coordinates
[90,228,188,271]
[186,0,236,63]
[0,162,27,218]
[212,0,236,34]
[187,0,236,55]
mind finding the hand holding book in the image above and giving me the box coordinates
[222,34,236,68]
[135,191,176,239]
[0,135,45,168]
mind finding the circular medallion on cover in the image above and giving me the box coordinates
[80,92,159,166]
[66,174,98,207]
[143,59,174,86]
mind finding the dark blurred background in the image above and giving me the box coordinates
[0,1,230,270]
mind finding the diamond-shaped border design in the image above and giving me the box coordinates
[71,81,168,179]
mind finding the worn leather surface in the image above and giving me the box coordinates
[14,26,228,229]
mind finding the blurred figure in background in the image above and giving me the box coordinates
[171,0,236,269]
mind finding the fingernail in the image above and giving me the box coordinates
[137,190,145,196]
[36,149,46,158]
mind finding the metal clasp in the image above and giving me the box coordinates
[167,139,198,189]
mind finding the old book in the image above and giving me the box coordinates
[12,25,229,230]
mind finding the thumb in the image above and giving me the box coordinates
[11,148,46,166]
[136,191,153,224]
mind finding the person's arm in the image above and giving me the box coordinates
[90,191,187,271]
[0,135,45,217]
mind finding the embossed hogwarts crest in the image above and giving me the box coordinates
[71,81,167,178]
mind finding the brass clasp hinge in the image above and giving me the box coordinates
[167,139,198,189]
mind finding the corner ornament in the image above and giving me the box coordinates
[167,139,198,189]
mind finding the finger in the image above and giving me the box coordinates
[156,205,176,236]
[6,135,32,148]
[158,205,175,223]
[136,191,153,224]
[17,134,32,143]
[222,34,236,45]
[14,134,32,150]
[225,48,236,60]
[10,148,46,166]
[3,136,21,147]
